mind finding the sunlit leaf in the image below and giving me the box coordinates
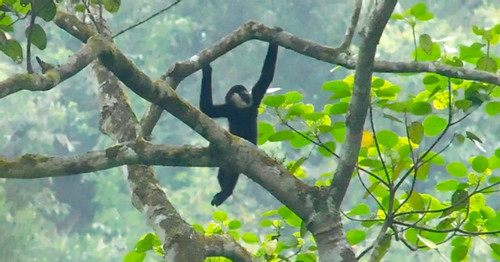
[422,115,447,136]
[377,130,399,148]
[446,162,467,177]
[346,230,366,245]
[472,156,489,173]
[347,204,370,215]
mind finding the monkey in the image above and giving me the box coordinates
[200,42,279,206]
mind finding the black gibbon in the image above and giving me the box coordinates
[200,42,279,206]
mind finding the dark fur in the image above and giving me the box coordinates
[200,43,278,206]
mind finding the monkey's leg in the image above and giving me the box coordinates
[211,168,239,206]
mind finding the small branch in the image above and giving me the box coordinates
[337,0,362,50]
[113,0,181,39]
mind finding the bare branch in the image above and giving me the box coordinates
[337,0,362,50]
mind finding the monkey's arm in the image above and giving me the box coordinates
[200,65,229,118]
[251,43,279,104]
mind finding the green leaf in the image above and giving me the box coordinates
[414,43,441,61]
[436,179,459,191]
[263,95,286,107]
[346,230,366,245]
[25,24,47,50]
[212,211,228,222]
[407,192,425,210]
[284,91,303,103]
[410,101,432,115]
[472,156,489,173]
[408,121,424,144]
[347,204,370,215]
[410,3,426,17]
[33,0,56,21]
[446,162,467,177]
[322,80,351,99]
[278,206,302,227]
[451,245,468,262]
[377,130,399,148]
[317,141,335,157]
[417,235,438,249]
[123,251,146,262]
[490,243,500,256]
[329,102,349,114]
[228,220,242,229]
[268,130,295,141]
[0,39,23,63]
[476,56,497,73]
[419,34,433,54]
[422,115,447,137]
[485,101,500,116]
[241,232,259,244]
[103,0,121,13]
[261,210,278,217]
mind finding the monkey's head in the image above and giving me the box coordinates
[226,85,253,108]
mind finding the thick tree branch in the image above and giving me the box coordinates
[0,40,98,98]
[204,235,254,262]
[0,142,215,179]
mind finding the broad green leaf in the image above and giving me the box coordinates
[408,192,425,210]
[103,0,121,13]
[33,0,56,21]
[446,162,467,177]
[346,230,366,245]
[422,115,447,137]
[261,210,278,217]
[228,220,242,229]
[317,141,336,157]
[410,101,432,115]
[472,156,489,173]
[284,91,303,103]
[25,24,47,50]
[408,121,424,144]
[476,56,497,73]
[278,206,302,227]
[485,101,500,116]
[329,102,349,114]
[417,235,438,249]
[135,233,156,252]
[416,162,430,180]
[347,204,370,215]
[451,245,468,262]
[377,130,399,148]
[490,243,500,256]
[0,39,23,63]
[419,34,433,54]
[268,130,295,141]
[257,121,275,145]
[410,2,426,17]
[263,95,286,107]
[241,233,259,244]
[322,80,351,99]
[212,211,228,222]
[123,251,146,262]
[280,236,299,247]
[414,44,441,61]
[192,223,205,233]
[260,220,272,227]
[290,135,312,148]
[436,179,459,191]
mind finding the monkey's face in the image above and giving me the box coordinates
[226,85,253,108]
